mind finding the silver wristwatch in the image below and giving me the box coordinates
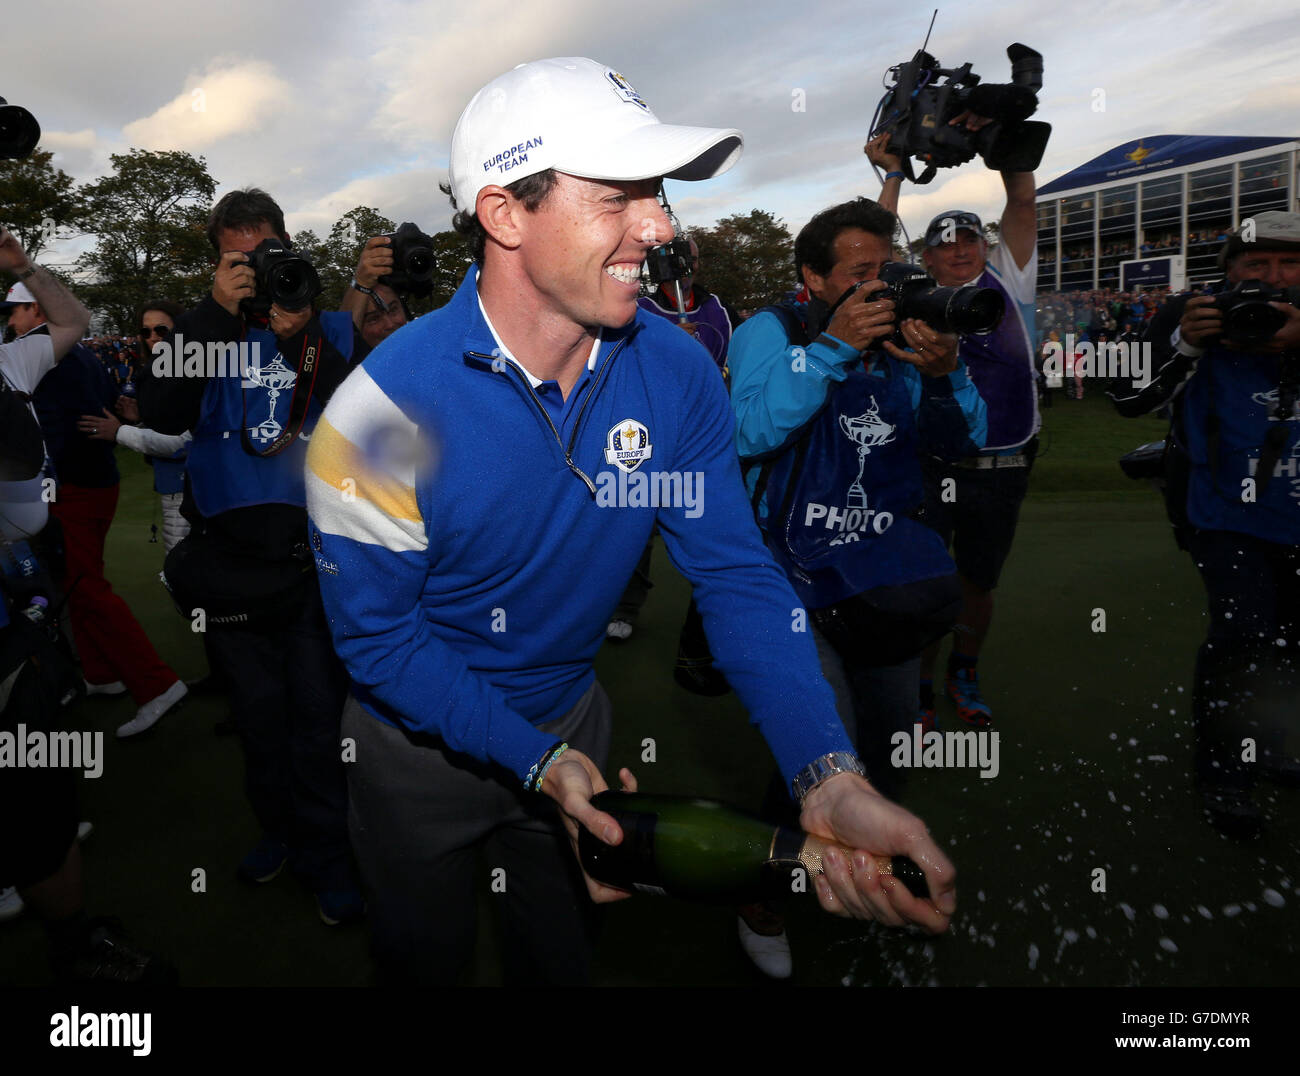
[791,751,866,804]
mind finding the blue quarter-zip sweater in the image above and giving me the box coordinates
[306,269,853,785]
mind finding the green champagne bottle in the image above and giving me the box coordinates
[578,791,928,903]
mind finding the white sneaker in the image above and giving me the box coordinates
[116,680,188,739]
[737,913,793,979]
[84,679,127,696]
[78,821,94,843]
[606,619,634,641]
[0,886,24,922]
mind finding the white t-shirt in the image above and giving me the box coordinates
[0,329,57,541]
[0,328,56,394]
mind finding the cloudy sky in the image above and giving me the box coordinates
[13,0,1299,267]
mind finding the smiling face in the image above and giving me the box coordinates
[511,173,673,331]
[923,228,988,286]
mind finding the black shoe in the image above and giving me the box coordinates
[56,917,178,985]
[1197,785,1264,841]
[674,651,731,697]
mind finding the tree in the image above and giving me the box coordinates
[0,150,82,262]
[76,149,216,331]
[691,210,795,311]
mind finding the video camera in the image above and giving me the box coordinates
[833,262,1005,346]
[0,96,40,160]
[379,222,435,297]
[871,43,1051,184]
[643,237,694,287]
[239,239,322,317]
[1212,279,1300,347]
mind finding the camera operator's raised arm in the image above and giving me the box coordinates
[0,227,90,360]
[998,168,1037,272]
[866,134,904,217]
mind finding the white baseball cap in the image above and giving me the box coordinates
[448,57,743,213]
[0,281,36,309]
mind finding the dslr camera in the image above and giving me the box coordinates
[836,262,1004,346]
[239,239,322,317]
[871,43,1051,184]
[1212,279,1300,347]
[379,222,435,297]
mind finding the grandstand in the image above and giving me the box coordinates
[1034,135,1298,292]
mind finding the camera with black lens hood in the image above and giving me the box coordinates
[871,43,1051,184]
[380,222,435,297]
[239,239,322,317]
[836,262,1004,347]
[1212,279,1300,347]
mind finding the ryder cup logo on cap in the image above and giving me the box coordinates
[448,57,743,213]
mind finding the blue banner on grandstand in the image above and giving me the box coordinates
[1040,135,1296,195]
[1121,257,1173,290]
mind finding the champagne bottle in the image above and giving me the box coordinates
[578,791,928,903]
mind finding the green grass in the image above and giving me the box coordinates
[5,396,1297,987]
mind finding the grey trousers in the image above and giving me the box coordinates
[343,681,612,986]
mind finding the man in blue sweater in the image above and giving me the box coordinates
[306,57,956,985]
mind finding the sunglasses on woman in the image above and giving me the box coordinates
[140,324,173,340]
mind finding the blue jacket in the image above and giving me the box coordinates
[729,304,988,516]
[305,268,853,785]
[188,314,354,518]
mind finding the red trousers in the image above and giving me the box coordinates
[50,483,179,704]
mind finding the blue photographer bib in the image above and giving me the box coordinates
[758,357,956,608]
[188,313,353,518]
[1181,344,1300,544]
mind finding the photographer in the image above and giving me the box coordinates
[1110,211,1300,838]
[875,128,1040,731]
[342,236,410,349]
[137,189,368,924]
[727,194,985,974]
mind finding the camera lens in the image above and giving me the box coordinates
[405,248,433,280]
[1225,302,1286,345]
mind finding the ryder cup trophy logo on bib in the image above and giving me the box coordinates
[245,354,297,445]
[604,419,654,473]
[839,404,895,510]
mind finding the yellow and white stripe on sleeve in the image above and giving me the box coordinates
[306,367,428,553]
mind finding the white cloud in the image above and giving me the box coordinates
[122,60,292,151]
